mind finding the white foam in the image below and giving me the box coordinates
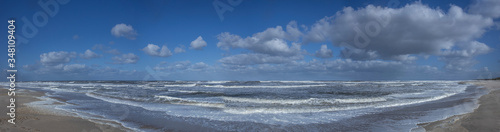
[223,97,387,105]
[335,97,387,103]
[168,89,200,93]
[260,81,333,84]
[223,105,367,114]
[201,84,327,88]
[223,97,313,105]
[376,93,456,108]
[202,81,231,84]
[168,89,220,95]
[154,95,225,108]
[163,84,196,87]
[81,86,96,89]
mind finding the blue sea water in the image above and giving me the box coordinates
[1,80,486,131]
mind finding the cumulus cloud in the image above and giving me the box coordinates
[63,64,88,73]
[174,45,186,53]
[40,51,77,66]
[23,63,143,80]
[212,2,495,78]
[285,21,303,41]
[153,61,211,72]
[218,33,302,56]
[190,36,207,50]
[153,61,191,71]
[142,44,172,57]
[215,21,308,66]
[217,22,304,57]
[111,23,138,40]
[315,44,333,58]
[305,2,493,61]
[112,53,139,64]
[190,62,209,71]
[439,41,491,71]
[340,49,379,60]
[213,58,444,80]
[219,53,303,65]
[80,49,101,59]
[24,51,89,76]
[469,0,500,18]
[149,61,215,80]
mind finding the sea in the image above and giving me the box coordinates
[1,80,486,132]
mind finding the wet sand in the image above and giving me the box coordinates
[420,80,500,132]
[0,88,128,132]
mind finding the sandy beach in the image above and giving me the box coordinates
[0,88,128,132]
[420,80,500,132]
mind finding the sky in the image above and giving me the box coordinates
[1,0,499,81]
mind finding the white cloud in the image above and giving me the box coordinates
[469,0,500,18]
[285,21,303,41]
[25,52,89,75]
[105,49,121,55]
[190,62,209,71]
[303,17,331,43]
[219,53,303,65]
[440,41,491,57]
[112,53,139,64]
[389,54,417,62]
[23,62,145,80]
[174,45,186,53]
[340,49,379,60]
[150,61,215,79]
[111,23,138,40]
[439,41,491,71]
[92,44,120,55]
[305,2,493,61]
[315,44,333,58]
[216,32,302,57]
[142,44,172,57]
[63,64,88,72]
[213,58,444,80]
[72,35,79,40]
[40,51,77,66]
[190,36,207,50]
[153,61,191,71]
[215,21,307,66]
[80,49,101,59]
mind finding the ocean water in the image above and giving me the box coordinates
[2,80,486,131]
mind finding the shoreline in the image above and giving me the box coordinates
[419,80,500,132]
[0,88,130,132]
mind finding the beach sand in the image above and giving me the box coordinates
[420,80,500,132]
[0,88,128,132]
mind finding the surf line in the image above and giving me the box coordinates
[7,19,17,124]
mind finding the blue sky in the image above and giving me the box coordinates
[1,0,499,81]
